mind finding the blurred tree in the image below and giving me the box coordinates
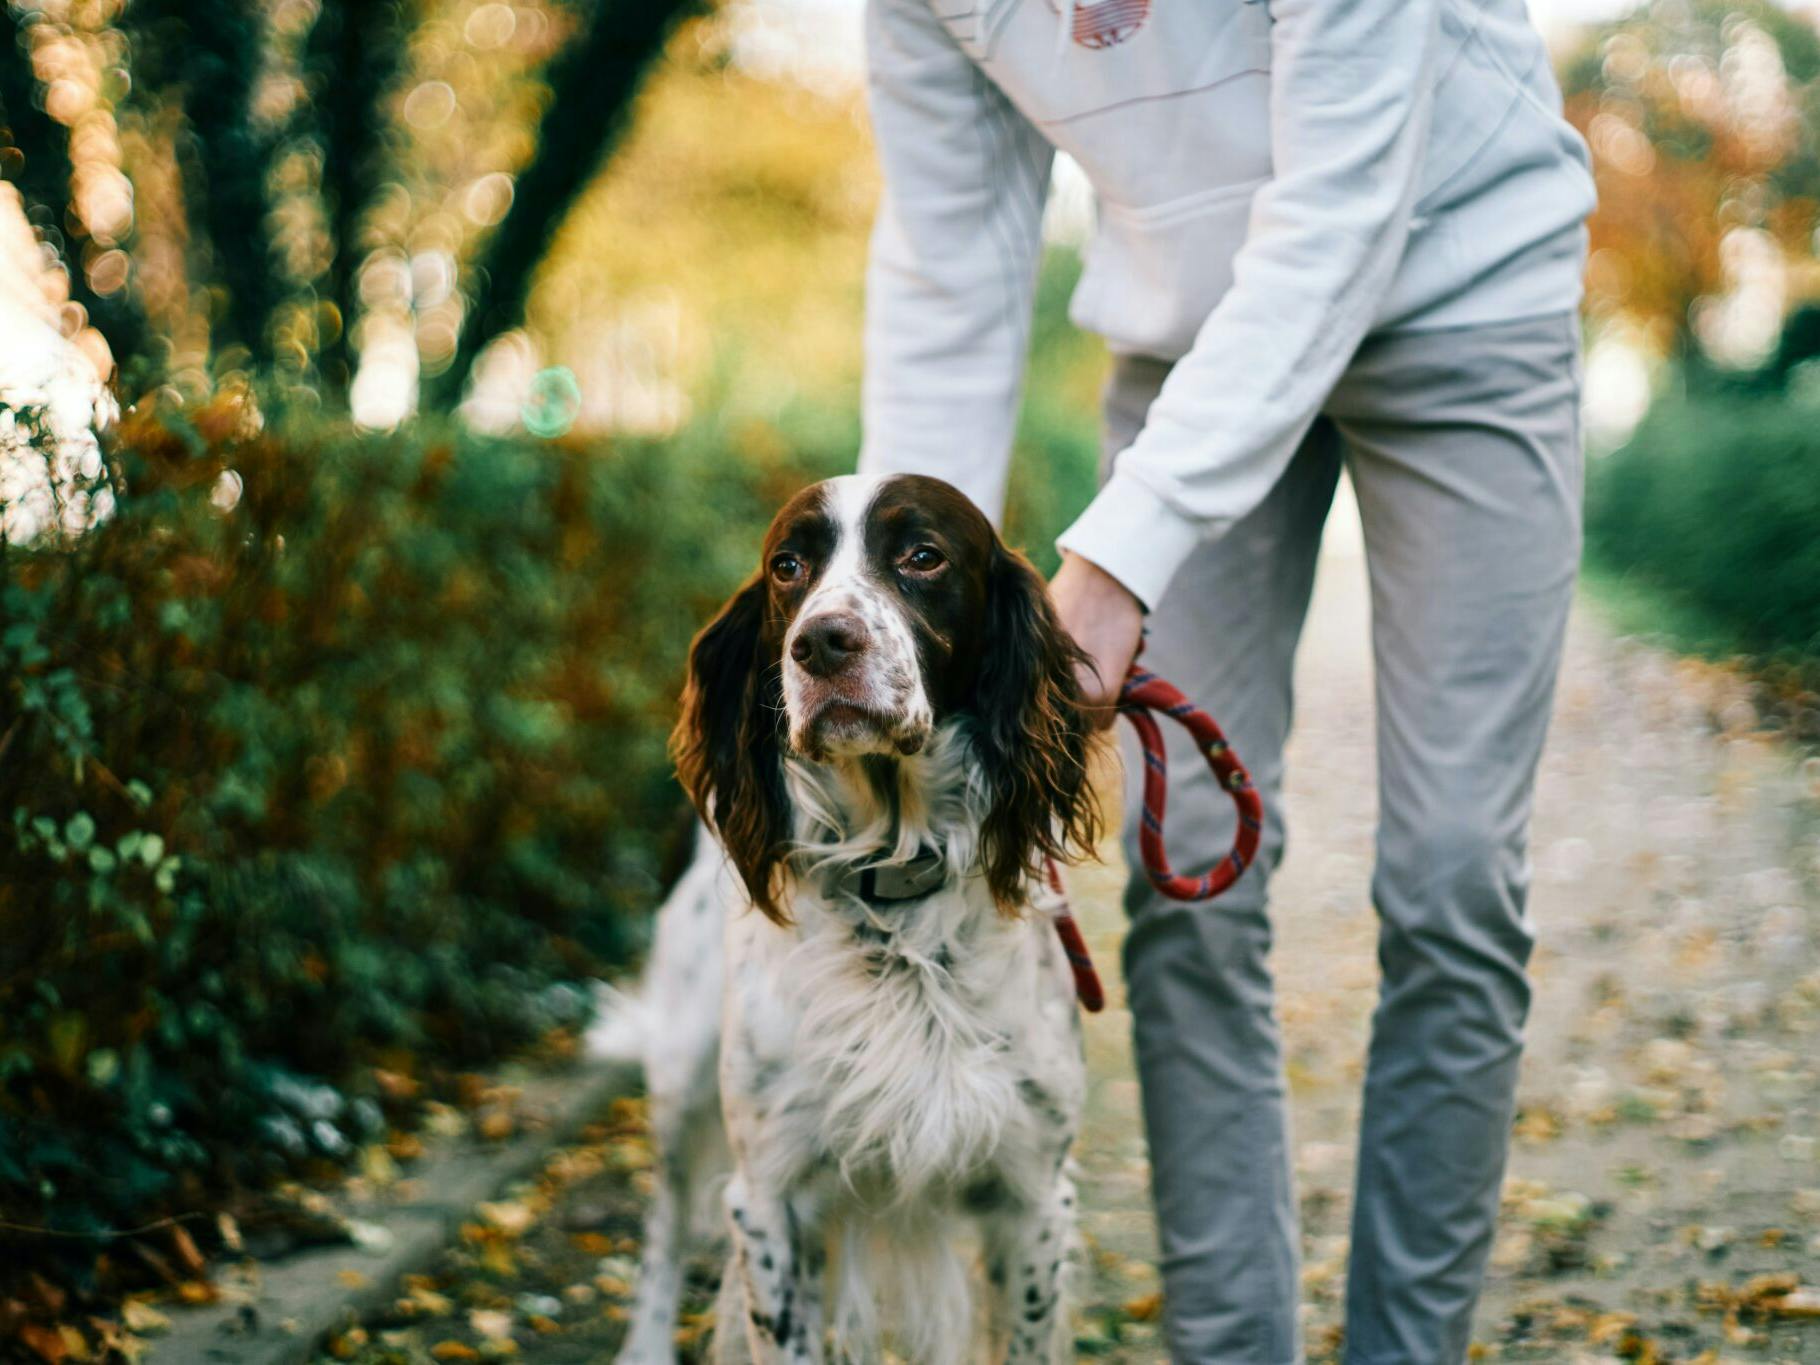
[166,0,279,370]
[119,0,282,371]
[303,0,410,396]
[0,2,151,381]
[0,0,696,409]
[1562,0,1820,363]
[427,0,701,411]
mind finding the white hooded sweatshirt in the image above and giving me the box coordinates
[856,0,1597,608]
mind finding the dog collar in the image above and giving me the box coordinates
[837,847,950,906]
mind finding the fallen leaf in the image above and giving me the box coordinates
[118,1301,169,1336]
[1122,1292,1162,1322]
[402,1284,455,1317]
[169,1226,207,1276]
[475,1106,516,1142]
[86,1318,137,1361]
[1739,1271,1798,1306]
[1588,1310,1638,1344]
[469,1308,513,1341]
[25,1275,67,1317]
[336,1270,371,1291]
[476,1201,536,1238]
[1771,1287,1820,1318]
[15,1323,67,1364]
[1513,1107,1562,1142]
[430,1344,480,1362]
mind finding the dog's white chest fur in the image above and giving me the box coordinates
[599,829,1088,1364]
[723,874,1083,1203]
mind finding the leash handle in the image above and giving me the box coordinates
[1119,665,1263,902]
[1042,666,1260,1012]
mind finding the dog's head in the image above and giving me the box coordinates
[672,473,1100,920]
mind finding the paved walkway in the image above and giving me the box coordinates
[324,532,1820,1364]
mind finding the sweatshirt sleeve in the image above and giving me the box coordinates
[857,0,1054,524]
[1055,0,1443,609]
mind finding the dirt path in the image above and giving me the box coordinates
[322,544,1820,1364]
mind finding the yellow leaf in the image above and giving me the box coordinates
[1771,1287,1820,1318]
[119,1301,170,1336]
[1122,1292,1163,1322]
[468,1309,514,1341]
[476,1201,536,1238]
[406,1285,455,1317]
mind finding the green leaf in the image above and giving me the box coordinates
[86,1048,120,1086]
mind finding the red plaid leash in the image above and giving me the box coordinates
[1049,664,1264,1013]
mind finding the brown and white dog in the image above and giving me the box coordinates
[592,473,1101,1363]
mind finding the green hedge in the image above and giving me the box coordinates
[1586,392,1820,661]
[0,394,843,1252]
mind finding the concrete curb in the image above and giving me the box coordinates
[144,1063,632,1365]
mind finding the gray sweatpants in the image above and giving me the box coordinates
[1105,313,1583,1365]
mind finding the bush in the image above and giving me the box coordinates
[1585,392,1820,659]
[0,393,840,1259]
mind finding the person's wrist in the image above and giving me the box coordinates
[1052,551,1144,713]
[1058,550,1141,612]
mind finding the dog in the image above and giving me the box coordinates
[593,472,1103,1363]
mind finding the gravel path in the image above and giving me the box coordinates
[323,543,1820,1364]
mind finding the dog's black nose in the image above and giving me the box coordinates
[791,612,869,678]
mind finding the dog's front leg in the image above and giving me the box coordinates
[984,1173,1075,1365]
[719,1171,826,1363]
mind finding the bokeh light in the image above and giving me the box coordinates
[520,364,582,438]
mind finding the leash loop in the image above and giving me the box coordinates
[1120,665,1263,901]
[1045,665,1263,1012]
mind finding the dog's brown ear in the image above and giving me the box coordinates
[670,575,792,921]
[971,547,1102,913]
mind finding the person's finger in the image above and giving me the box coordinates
[1075,658,1122,727]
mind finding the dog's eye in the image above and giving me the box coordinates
[901,545,946,575]
[770,552,806,583]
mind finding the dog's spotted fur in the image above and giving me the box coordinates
[595,474,1100,1363]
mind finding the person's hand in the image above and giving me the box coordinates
[1050,550,1144,725]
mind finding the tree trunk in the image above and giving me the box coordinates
[423,0,701,413]
[153,0,279,371]
[303,0,408,400]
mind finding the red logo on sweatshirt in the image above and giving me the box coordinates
[1072,0,1149,48]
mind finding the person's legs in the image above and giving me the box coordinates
[1105,354,1339,1364]
[1326,313,1583,1364]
